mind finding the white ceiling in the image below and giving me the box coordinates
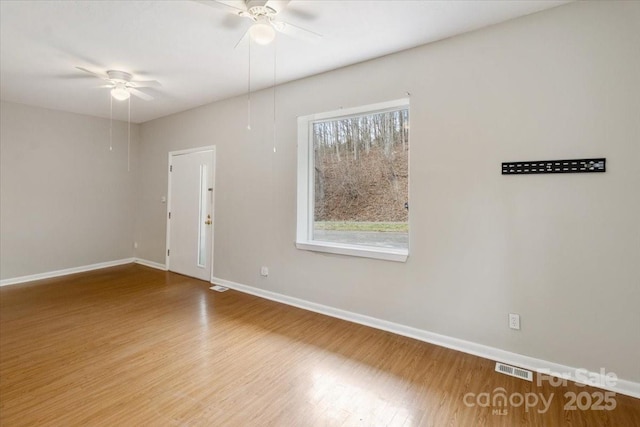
[0,0,569,123]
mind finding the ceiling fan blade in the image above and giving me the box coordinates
[271,20,322,43]
[216,0,248,11]
[234,28,250,49]
[97,84,114,88]
[282,7,317,22]
[221,12,245,29]
[265,0,289,14]
[131,80,162,88]
[75,66,109,80]
[193,0,247,13]
[128,88,154,101]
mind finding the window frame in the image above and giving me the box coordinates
[296,98,410,262]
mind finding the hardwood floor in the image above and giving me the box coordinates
[1,264,638,426]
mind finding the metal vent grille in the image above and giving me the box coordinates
[495,362,533,382]
[209,285,229,292]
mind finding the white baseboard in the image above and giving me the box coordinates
[0,258,135,287]
[211,276,640,399]
[134,258,167,271]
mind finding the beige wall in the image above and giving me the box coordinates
[136,1,640,382]
[0,101,138,279]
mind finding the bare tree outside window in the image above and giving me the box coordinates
[311,108,409,250]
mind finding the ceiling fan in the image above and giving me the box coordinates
[75,67,161,101]
[196,0,321,46]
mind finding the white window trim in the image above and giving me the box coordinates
[296,98,410,262]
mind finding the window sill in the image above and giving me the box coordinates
[296,241,408,262]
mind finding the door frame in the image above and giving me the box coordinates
[165,145,216,282]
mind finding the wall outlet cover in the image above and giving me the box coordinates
[509,313,521,330]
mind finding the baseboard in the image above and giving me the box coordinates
[211,276,640,399]
[134,258,167,271]
[0,258,135,287]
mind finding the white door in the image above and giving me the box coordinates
[167,148,215,281]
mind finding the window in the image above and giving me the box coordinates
[297,99,409,262]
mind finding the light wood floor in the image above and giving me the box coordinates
[1,264,638,426]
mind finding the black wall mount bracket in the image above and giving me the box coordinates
[502,158,606,175]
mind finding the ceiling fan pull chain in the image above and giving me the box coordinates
[127,96,131,172]
[272,36,277,153]
[109,95,113,152]
[247,37,252,131]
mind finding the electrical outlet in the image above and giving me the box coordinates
[509,313,520,330]
[260,266,269,277]
[133,241,138,249]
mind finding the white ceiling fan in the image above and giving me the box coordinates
[74,67,161,170]
[196,0,322,46]
[75,67,161,101]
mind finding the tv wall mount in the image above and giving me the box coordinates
[502,158,606,175]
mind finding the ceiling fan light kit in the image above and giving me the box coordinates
[111,84,130,101]
[249,18,276,45]
[244,3,277,45]
[107,70,137,101]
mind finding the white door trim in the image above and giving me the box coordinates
[166,146,216,280]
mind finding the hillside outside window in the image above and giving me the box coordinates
[296,99,410,262]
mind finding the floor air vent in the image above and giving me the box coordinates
[210,285,229,292]
[495,362,533,382]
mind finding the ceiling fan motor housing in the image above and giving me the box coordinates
[107,70,133,84]
[246,0,271,11]
[239,0,276,20]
